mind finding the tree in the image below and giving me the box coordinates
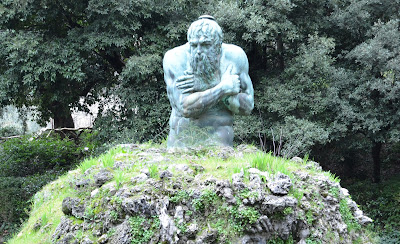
[344,19,400,182]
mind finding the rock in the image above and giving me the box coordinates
[113,160,130,170]
[305,161,322,171]
[260,195,297,214]
[195,229,218,244]
[94,169,113,187]
[232,171,246,191]
[291,156,303,163]
[186,223,199,238]
[204,177,216,185]
[140,168,150,176]
[102,182,117,196]
[81,237,94,244]
[160,170,173,179]
[191,164,205,173]
[61,197,85,218]
[267,172,292,195]
[121,196,157,216]
[75,178,91,188]
[55,232,77,244]
[131,173,148,183]
[91,188,99,198]
[52,217,73,241]
[247,215,273,233]
[98,234,108,244]
[108,220,132,244]
[174,205,184,224]
[172,164,195,175]
[159,199,178,243]
[354,209,373,225]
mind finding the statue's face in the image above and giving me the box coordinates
[189,35,215,58]
[189,34,220,84]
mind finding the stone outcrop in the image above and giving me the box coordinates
[28,145,373,244]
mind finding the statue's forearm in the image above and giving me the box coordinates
[224,94,254,115]
[181,85,224,118]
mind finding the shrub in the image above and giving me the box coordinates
[0,132,99,240]
[0,171,61,227]
[0,135,80,177]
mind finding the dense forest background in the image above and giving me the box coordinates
[0,0,400,242]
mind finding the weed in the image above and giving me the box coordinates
[305,238,322,244]
[328,187,340,199]
[100,153,115,168]
[170,190,191,203]
[283,207,294,215]
[306,210,314,225]
[148,164,159,179]
[250,152,294,180]
[79,157,98,173]
[289,187,304,202]
[84,206,95,221]
[114,169,129,189]
[175,220,187,234]
[239,189,259,200]
[192,188,218,212]
[339,199,361,232]
[129,215,160,244]
[110,210,118,221]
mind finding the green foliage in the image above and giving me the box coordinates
[128,215,160,244]
[148,164,159,179]
[228,205,260,229]
[170,190,191,203]
[339,199,361,232]
[250,152,294,179]
[345,177,400,242]
[0,135,79,177]
[100,153,115,168]
[328,187,340,199]
[79,157,98,174]
[192,188,218,212]
[0,132,98,239]
[305,210,315,225]
[0,171,60,228]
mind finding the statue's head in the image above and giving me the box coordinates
[187,16,223,82]
[187,15,223,50]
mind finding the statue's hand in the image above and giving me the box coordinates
[220,64,240,96]
[176,72,195,94]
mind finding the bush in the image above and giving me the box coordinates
[0,171,61,228]
[0,135,80,177]
[0,132,100,240]
[345,177,400,242]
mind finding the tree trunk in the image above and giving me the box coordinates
[53,112,75,128]
[372,141,382,183]
[276,34,285,71]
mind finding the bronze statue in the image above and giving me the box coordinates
[163,15,254,148]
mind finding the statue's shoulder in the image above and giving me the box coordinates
[164,44,189,64]
[221,43,248,71]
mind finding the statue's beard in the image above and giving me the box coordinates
[190,51,219,90]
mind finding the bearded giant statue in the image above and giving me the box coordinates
[163,15,254,148]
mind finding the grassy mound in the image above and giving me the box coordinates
[8,143,375,244]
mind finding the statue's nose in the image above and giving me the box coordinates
[196,44,203,54]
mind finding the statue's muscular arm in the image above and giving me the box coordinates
[222,46,254,115]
